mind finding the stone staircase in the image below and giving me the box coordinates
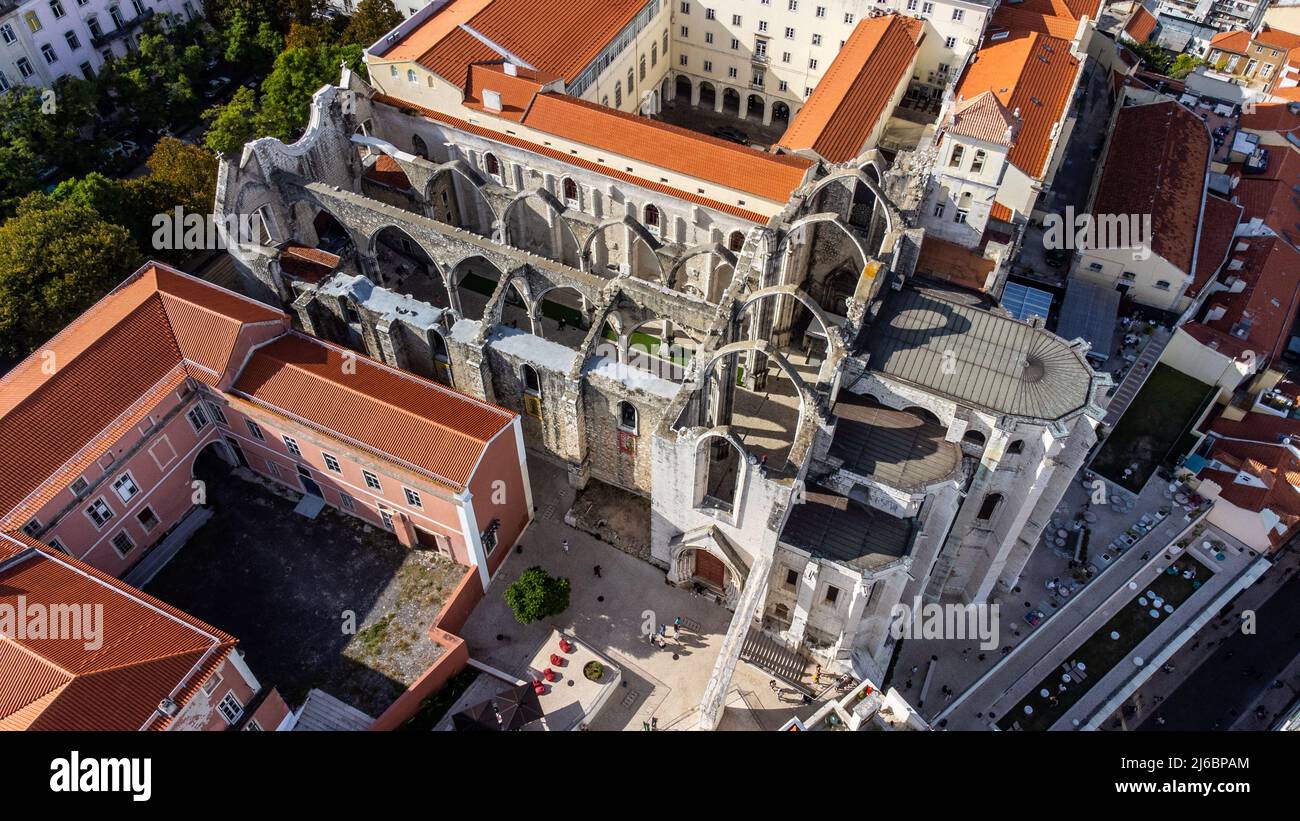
[1102,329,1171,428]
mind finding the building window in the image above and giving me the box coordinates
[785,26,795,39]
[811,33,821,46]
[1155,280,1172,290]
[339,492,355,511]
[728,231,745,252]
[267,461,281,479]
[65,30,80,50]
[17,58,34,78]
[217,691,243,724]
[363,470,382,491]
[728,66,738,78]
[619,401,638,434]
[977,493,1002,521]
[22,518,41,537]
[40,44,57,64]
[844,13,854,23]
[731,13,741,25]
[705,8,715,19]
[971,150,986,174]
[246,420,265,440]
[643,203,661,232]
[808,58,817,70]
[110,531,135,558]
[816,5,826,17]
[483,152,501,183]
[522,364,541,396]
[380,509,395,530]
[615,81,622,106]
[785,568,798,587]
[562,177,580,208]
[825,585,840,604]
[24,11,41,33]
[679,0,689,11]
[322,453,342,473]
[70,476,89,497]
[404,488,423,509]
[283,436,301,457]
[0,23,15,44]
[679,53,688,66]
[207,402,228,426]
[85,497,114,529]
[186,405,209,432]
[703,59,712,72]
[949,144,965,167]
[954,210,968,224]
[47,538,68,554]
[952,8,964,20]
[137,506,160,532]
[1007,440,1025,455]
[111,473,139,504]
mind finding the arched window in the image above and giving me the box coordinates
[406,69,417,84]
[522,364,541,396]
[1007,439,1025,454]
[728,230,745,252]
[615,81,623,107]
[962,429,986,448]
[619,401,638,434]
[639,55,647,81]
[412,134,429,160]
[976,493,1003,521]
[562,178,580,208]
[644,204,661,231]
[484,152,502,183]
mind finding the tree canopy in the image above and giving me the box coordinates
[504,567,572,625]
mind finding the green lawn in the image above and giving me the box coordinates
[998,555,1210,731]
[601,325,694,368]
[1092,364,1216,492]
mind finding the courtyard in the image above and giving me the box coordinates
[144,448,466,718]
[1090,363,1216,492]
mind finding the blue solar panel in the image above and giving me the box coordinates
[1001,281,1053,322]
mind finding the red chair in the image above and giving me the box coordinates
[559,638,574,654]
[532,678,545,695]
[543,667,557,682]
[550,653,565,667]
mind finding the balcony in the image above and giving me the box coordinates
[751,52,769,64]
[91,9,154,49]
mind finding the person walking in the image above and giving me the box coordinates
[593,565,602,577]
[562,540,570,553]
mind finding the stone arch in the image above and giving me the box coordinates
[490,274,534,331]
[533,285,590,348]
[695,340,817,434]
[673,74,691,104]
[745,94,765,123]
[737,285,844,360]
[665,242,737,290]
[692,430,748,515]
[448,253,510,321]
[502,188,580,267]
[772,101,791,124]
[722,87,740,116]
[365,223,453,299]
[781,213,872,274]
[412,133,429,160]
[424,162,499,237]
[803,169,896,236]
[699,80,716,109]
[581,216,665,280]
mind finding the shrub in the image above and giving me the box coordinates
[504,566,571,625]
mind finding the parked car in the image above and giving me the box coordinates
[711,125,749,145]
[204,77,232,100]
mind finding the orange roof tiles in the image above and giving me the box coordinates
[915,235,997,292]
[1198,439,1300,546]
[233,333,516,490]
[1090,101,1210,273]
[1210,29,1252,54]
[990,201,1013,222]
[990,7,1082,39]
[1124,5,1158,43]
[522,93,815,204]
[0,264,284,527]
[1195,236,1300,362]
[1239,102,1300,136]
[946,91,1019,146]
[1231,147,1300,246]
[365,153,415,189]
[0,531,236,731]
[394,0,649,84]
[280,244,342,284]
[955,30,1080,179]
[1254,25,1300,53]
[374,93,779,223]
[463,62,551,121]
[1187,195,1242,298]
[777,15,923,163]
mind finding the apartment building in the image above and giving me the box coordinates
[0,0,201,91]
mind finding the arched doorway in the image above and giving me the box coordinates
[746,94,765,123]
[412,134,429,160]
[675,75,692,104]
[773,101,790,124]
[699,81,716,109]
[370,225,451,308]
[311,209,351,255]
[535,286,590,348]
[722,88,740,116]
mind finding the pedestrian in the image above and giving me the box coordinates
[562,540,570,553]
[643,721,651,731]
[674,616,683,629]
[650,717,658,730]
[593,564,602,577]
[769,679,778,692]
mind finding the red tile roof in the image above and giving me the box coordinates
[777,14,924,163]
[364,153,415,190]
[374,94,782,224]
[1187,195,1242,298]
[1193,235,1300,362]
[1209,29,1251,54]
[0,531,236,731]
[1230,147,1300,246]
[395,0,650,85]
[1124,5,1159,43]
[522,93,815,204]
[945,91,1019,146]
[1090,101,1210,273]
[1197,439,1300,546]
[463,62,553,121]
[233,333,516,491]
[1239,102,1300,136]
[990,201,1014,222]
[914,235,997,292]
[0,264,286,528]
[1254,25,1300,53]
[990,7,1082,39]
[955,30,1080,179]
[280,244,342,284]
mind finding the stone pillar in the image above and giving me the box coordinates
[690,80,701,107]
[786,560,820,648]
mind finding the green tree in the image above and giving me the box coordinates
[0,80,99,211]
[1124,38,1173,75]
[0,198,143,357]
[1169,54,1203,80]
[255,43,366,141]
[342,0,404,47]
[146,138,220,214]
[504,567,571,625]
[222,6,284,73]
[203,85,261,157]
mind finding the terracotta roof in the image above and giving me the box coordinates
[1090,101,1209,273]
[1271,86,1300,102]
[1197,439,1300,546]
[463,62,552,121]
[1124,5,1159,43]
[233,333,516,490]
[955,30,1080,179]
[1209,29,1251,54]
[373,94,779,223]
[521,93,814,204]
[1195,236,1300,362]
[364,153,414,190]
[945,91,1019,147]
[279,244,341,284]
[914,235,997,292]
[1239,102,1300,136]
[1230,147,1300,246]
[0,264,286,527]
[1187,195,1242,298]
[990,201,1013,222]
[1254,25,1300,53]
[989,9,1081,39]
[0,531,236,731]
[777,14,924,163]
[393,0,649,84]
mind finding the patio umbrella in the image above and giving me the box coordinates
[495,683,545,730]
[452,699,500,732]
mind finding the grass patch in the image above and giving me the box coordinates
[998,555,1210,731]
[1092,364,1215,492]
[353,613,396,659]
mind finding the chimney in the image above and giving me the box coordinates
[483,89,503,112]
[503,62,518,77]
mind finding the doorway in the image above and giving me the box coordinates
[297,465,323,497]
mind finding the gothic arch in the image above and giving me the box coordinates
[665,243,738,289]
[737,285,845,359]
